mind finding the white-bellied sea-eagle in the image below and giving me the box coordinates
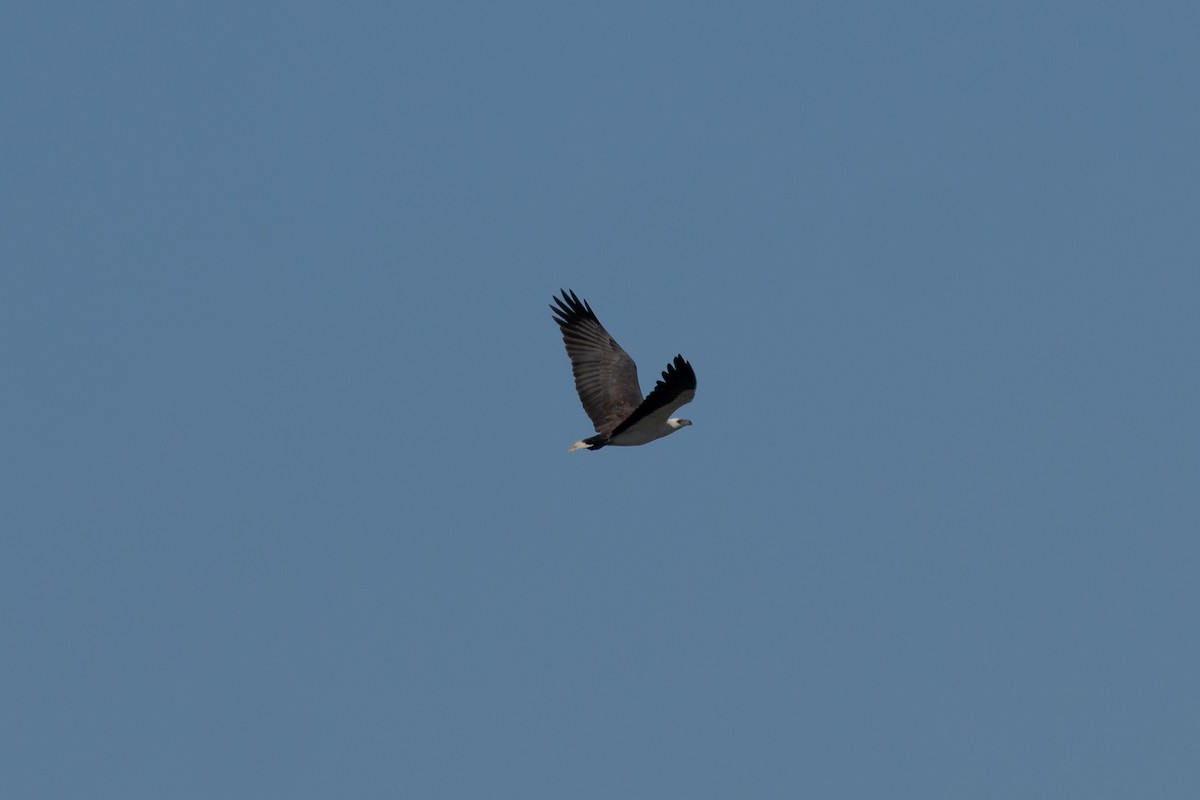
[550,289,696,451]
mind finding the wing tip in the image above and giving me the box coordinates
[658,354,696,390]
[550,289,597,327]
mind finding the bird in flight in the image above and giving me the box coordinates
[550,289,697,451]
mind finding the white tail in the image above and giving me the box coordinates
[568,440,589,452]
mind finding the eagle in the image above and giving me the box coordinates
[550,289,697,451]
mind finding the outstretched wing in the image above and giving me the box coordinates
[550,289,643,436]
[610,355,696,438]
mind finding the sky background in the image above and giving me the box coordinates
[3,1,1199,797]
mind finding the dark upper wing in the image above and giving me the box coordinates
[610,355,697,437]
[550,289,643,436]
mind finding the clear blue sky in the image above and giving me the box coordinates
[3,2,1198,797]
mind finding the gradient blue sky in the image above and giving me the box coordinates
[3,2,1198,797]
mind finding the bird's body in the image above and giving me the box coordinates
[550,290,696,451]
